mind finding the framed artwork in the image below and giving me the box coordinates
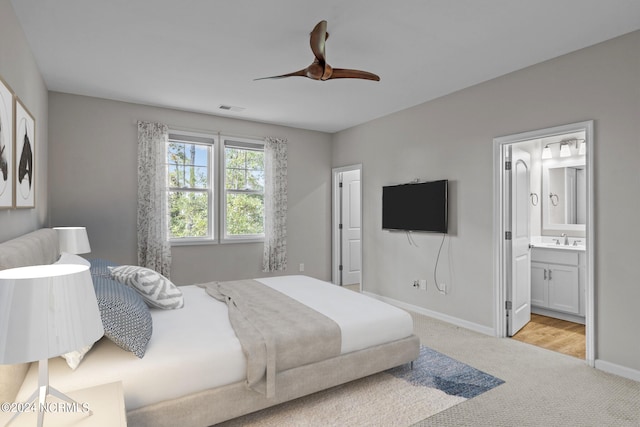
[14,97,35,208]
[0,76,14,209]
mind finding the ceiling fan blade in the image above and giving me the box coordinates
[329,68,380,81]
[254,69,308,80]
[255,20,379,83]
[255,61,326,81]
[310,20,328,63]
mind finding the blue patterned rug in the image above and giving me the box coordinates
[220,346,504,426]
[388,345,505,399]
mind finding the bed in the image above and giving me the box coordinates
[0,229,420,427]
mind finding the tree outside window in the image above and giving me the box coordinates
[167,140,211,239]
[224,144,265,238]
[166,132,265,243]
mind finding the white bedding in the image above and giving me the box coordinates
[17,275,413,410]
[257,275,414,354]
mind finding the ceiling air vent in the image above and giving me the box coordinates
[218,104,245,112]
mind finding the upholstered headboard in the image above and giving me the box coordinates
[0,228,60,403]
[0,228,59,270]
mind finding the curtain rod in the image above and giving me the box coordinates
[134,120,282,141]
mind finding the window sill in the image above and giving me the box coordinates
[170,239,217,247]
[170,238,264,247]
[221,237,264,245]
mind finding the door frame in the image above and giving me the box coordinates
[493,121,594,366]
[332,164,363,287]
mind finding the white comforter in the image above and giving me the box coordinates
[17,275,414,410]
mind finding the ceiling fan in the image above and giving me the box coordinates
[255,20,380,82]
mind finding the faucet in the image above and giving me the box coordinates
[561,233,569,245]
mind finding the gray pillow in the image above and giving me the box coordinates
[108,265,184,310]
[93,276,153,358]
[88,258,120,278]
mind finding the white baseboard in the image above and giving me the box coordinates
[595,359,640,383]
[363,292,640,384]
[362,291,495,337]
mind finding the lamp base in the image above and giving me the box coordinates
[5,359,92,427]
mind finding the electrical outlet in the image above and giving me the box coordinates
[419,279,427,291]
[299,263,304,272]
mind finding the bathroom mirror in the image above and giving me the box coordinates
[542,158,586,232]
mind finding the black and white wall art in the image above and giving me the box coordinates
[0,76,14,209]
[14,98,35,208]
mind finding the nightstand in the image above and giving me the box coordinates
[0,381,126,426]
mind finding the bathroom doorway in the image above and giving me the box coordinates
[493,121,594,365]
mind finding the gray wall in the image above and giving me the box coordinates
[7,0,640,375]
[332,31,640,371]
[48,93,333,284]
[0,0,49,241]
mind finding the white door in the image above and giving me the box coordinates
[508,147,532,336]
[340,170,361,285]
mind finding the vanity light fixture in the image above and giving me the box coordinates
[542,137,585,159]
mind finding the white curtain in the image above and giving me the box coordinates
[263,137,288,272]
[137,121,171,277]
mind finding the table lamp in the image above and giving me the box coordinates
[53,227,92,255]
[0,264,104,427]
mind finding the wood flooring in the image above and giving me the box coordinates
[512,314,585,359]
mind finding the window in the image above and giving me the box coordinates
[223,138,265,240]
[167,133,215,241]
[166,132,264,244]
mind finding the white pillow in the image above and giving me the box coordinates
[55,252,94,368]
[55,252,91,267]
[60,344,93,370]
[108,265,184,310]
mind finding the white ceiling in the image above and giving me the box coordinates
[11,0,640,133]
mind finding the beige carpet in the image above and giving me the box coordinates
[218,309,640,426]
[410,313,640,427]
[218,371,465,426]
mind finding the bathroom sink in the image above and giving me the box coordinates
[531,242,585,251]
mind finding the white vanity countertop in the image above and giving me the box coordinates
[530,236,586,252]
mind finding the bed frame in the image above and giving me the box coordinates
[0,229,420,427]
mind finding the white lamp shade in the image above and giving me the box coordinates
[559,143,571,157]
[541,145,552,159]
[0,264,103,365]
[54,227,91,254]
[578,141,586,155]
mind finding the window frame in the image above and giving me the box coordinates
[167,131,217,246]
[220,136,266,244]
[166,131,265,246]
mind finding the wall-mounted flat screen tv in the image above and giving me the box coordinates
[382,179,448,233]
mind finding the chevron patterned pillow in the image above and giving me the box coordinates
[108,265,184,310]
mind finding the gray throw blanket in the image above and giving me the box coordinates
[203,279,341,398]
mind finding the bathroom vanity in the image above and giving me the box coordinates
[534,149,587,325]
[530,242,586,324]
